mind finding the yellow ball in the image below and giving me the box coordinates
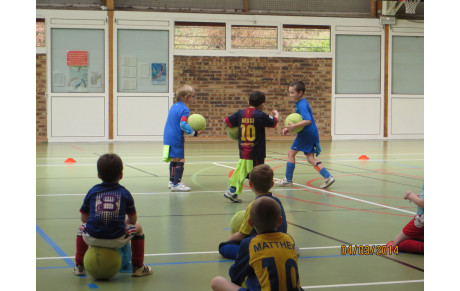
[226,126,239,141]
[188,114,206,131]
[285,113,304,133]
[230,210,246,234]
[83,246,122,280]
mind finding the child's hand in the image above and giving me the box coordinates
[282,127,289,136]
[404,190,414,200]
[197,130,204,135]
[272,109,279,116]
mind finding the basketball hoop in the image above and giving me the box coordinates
[399,0,420,14]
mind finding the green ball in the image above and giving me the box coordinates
[285,113,304,133]
[230,210,246,234]
[188,114,206,131]
[84,246,122,280]
[226,126,239,141]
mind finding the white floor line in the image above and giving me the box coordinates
[302,279,424,289]
[36,243,387,260]
[213,163,416,215]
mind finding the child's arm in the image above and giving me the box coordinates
[228,239,251,285]
[272,109,279,120]
[226,231,247,243]
[126,213,138,225]
[180,118,198,136]
[404,190,424,209]
[283,120,311,135]
[81,212,89,223]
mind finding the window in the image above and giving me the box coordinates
[231,25,277,50]
[36,19,45,47]
[174,22,225,50]
[283,25,330,52]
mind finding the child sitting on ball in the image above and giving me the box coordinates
[218,164,292,260]
[163,84,203,192]
[212,196,303,291]
[73,153,153,277]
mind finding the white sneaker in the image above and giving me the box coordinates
[171,183,191,192]
[132,264,153,277]
[73,265,86,276]
[275,177,293,187]
[168,181,173,189]
[224,190,242,203]
[320,176,335,189]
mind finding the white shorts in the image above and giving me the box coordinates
[79,224,137,249]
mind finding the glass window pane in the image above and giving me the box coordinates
[36,19,45,47]
[175,22,225,50]
[117,29,169,93]
[335,35,381,94]
[392,36,424,95]
[283,25,330,52]
[231,25,277,49]
[51,28,105,93]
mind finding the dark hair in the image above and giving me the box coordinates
[249,164,274,194]
[250,196,281,233]
[249,91,266,107]
[289,81,306,94]
[97,153,123,183]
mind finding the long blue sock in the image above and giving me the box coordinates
[286,162,295,182]
[319,167,331,179]
[174,162,184,185]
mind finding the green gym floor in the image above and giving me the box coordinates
[36,139,424,290]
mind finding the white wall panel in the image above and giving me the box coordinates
[334,97,381,135]
[51,97,105,137]
[117,97,169,136]
[391,98,424,135]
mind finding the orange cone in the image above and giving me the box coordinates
[358,155,369,160]
[65,158,76,164]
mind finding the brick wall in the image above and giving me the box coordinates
[174,56,332,139]
[36,54,47,142]
[35,55,332,141]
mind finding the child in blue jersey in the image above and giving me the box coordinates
[276,81,334,189]
[224,91,279,203]
[73,153,152,277]
[218,164,292,260]
[163,84,203,192]
[212,196,303,291]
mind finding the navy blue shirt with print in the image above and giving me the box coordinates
[80,182,136,239]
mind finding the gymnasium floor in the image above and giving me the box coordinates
[36,139,424,290]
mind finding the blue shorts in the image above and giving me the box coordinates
[291,136,318,154]
[169,145,184,159]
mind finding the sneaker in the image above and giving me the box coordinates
[320,176,335,189]
[73,264,86,276]
[224,190,242,203]
[171,183,191,192]
[275,177,293,187]
[132,264,153,277]
[168,181,174,189]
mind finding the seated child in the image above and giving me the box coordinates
[219,164,288,260]
[386,185,424,254]
[211,196,303,291]
[73,153,153,277]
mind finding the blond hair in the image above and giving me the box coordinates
[176,85,195,101]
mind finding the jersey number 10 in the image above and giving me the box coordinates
[262,257,301,290]
[240,124,256,142]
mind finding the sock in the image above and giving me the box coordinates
[229,186,236,194]
[75,235,88,266]
[131,234,145,268]
[169,161,177,182]
[173,162,184,185]
[398,239,424,254]
[218,241,240,260]
[319,167,331,179]
[285,162,295,181]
